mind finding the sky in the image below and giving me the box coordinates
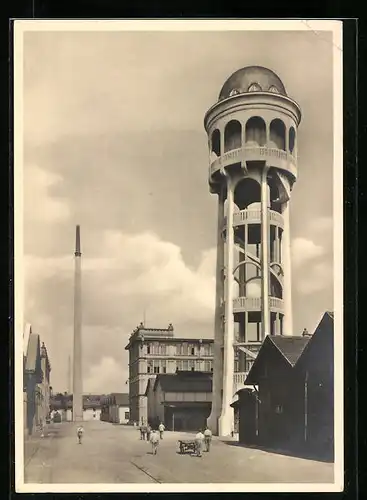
[22,28,335,394]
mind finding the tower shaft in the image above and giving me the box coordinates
[204,67,301,437]
[72,225,83,422]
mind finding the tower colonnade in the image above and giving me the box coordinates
[204,66,302,436]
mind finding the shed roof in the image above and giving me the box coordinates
[269,336,310,366]
[111,393,129,406]
[154,371,212,393]
[25,333,41,373]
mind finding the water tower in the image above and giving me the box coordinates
[204,66,301,436]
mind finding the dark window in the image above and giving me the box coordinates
[147,346,150,354]
[154,366,160,374]
[191,367,195,371]
[191,347,195,355]
[147,366,151,374]
[163,367,167,373]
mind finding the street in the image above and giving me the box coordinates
[24,420,334,484]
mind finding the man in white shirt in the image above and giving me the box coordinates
[77,425,84,444]
[158,422,165,440]
[204,427,212,452]
[150,429,159,455]
[195,430,204,457]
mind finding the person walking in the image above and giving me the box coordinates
[140,423,147,440]
[77,425,84,444]
[204,427,212,452]
[146,424,152,442]
[158,422,165,440]
[150,429,159,455]
[195,430,205,457]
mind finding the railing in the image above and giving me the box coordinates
[210,146,297,177]
[231,208,284,228]
[233,296,284,313]
[233,372,247,385]
[269,297,283,311]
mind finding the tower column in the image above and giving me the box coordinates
[73,225,83,422]
[207,186,225,435]
[281,202,293,335]
[260,169,270,338]
[218,176,235,437]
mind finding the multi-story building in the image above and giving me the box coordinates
[125,323,214,425]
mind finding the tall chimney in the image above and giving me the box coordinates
[72,225,83,421]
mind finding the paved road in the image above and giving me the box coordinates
[24,420,334,484]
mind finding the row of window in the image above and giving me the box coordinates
[145,343,213,356]
[210,118,296,156]
[228,83,280,97]
[146,359,213,374]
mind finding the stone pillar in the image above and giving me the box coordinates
[281,202,293,336]
[73,225,83,421]
[218,177,235,437]
[260,169,270,339]
[207,187,225,435]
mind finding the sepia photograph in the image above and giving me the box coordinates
[14,19,343,493]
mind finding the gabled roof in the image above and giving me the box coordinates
[154,371,212,393]
[245,335,310,385]
[25,332,42,375]
[111,393,129,406]
[269,336,310,366]
[294,311,334,370]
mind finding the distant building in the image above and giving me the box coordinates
[145,371,212,431]
[101,393,130,424]
[235,312,334,460]
[23,325,52,435]
[125,323,214,425]
[50,393,104,421]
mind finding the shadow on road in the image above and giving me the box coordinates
[221,440,334,463]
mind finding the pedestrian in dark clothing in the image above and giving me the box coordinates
[146,424,152,442]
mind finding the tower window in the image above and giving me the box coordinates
[248,82,262,92]
[269,85,280,93]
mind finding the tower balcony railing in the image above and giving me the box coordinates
[209,146,297,178]
[229,208,284,229]
[233,296,284,313]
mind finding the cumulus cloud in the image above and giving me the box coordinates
[24,230,216,392]
[84,357,127,394]
[24,164,70,224]
[291,237,326,269]
[21,29,335,391]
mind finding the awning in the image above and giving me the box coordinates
[161,401,211,408]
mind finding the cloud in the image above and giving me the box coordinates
[296,261,333,295]
[24,230,216,392]
[84,357,127,394]
[24,164,70,224]
[291,237,326,269]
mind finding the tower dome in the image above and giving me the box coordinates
[218,66,287,100]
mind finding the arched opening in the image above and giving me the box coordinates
[269,119,286,151]
[248,82,262,92]
[224,120,242,153]
[234,177,261,210]
[211,129,221,157]
[289,127,296,154]
[245,116,266,147]
[270,274,283,299]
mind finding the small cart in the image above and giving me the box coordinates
[178,439,196,454]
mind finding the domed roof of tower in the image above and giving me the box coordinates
[219,66,287,100]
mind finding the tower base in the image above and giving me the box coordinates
[218,410,234,437]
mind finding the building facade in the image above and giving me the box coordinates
[204,66,302,436]
[100,393,130,424]
[125,323,214,425]
[236,312,334,460]
[145,371,212,431]
[23,325,52,436]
